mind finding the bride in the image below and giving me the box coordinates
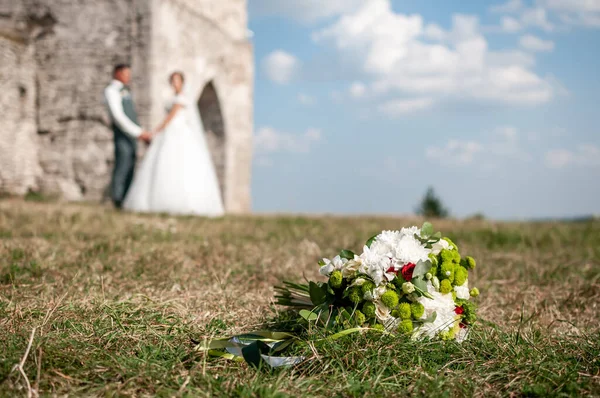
[123,71,225,216]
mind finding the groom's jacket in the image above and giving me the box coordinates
[104,79,142,140]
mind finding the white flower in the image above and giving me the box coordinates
[375,301,392,322]
[412,282,458,340]
[400,226,421,237]
[392,234,431,266]
[373,286,387,300]
[342,256,362,278]
[402,282,415,294]
[455,327,469,343]
[350,277,367,287]
[376,230,402,248]
[319,259,334,276]
[319,255,346,276]
[359,245,392,286]
[454,280,470,300]
[431,238,452,255]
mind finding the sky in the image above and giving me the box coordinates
[247,0,600,220]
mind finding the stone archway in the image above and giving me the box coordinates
[197,81,226,201]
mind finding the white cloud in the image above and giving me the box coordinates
[519,34,555,51]
[312,0,554,112]
[501,16,524,32]
[378,97,434,116]
[426,140,484,165]
[491,0,524,13]
[545,149,573,168]
[349,81,367,98]
[297,93,316,106]
[492,0,600,29]
[426,126,536,167]
[545,144,600,168]
[254,126,322,155]
[521,7,555,31]
[262,50,300,84]
[538,0,600,27]
[249,0,363,23]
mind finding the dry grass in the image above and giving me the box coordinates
[0,199,599,397]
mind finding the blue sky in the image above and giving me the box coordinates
[247,0,600,219]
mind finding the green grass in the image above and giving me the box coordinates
[1,200,599,397]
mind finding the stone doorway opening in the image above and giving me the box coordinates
[197,81,226,202]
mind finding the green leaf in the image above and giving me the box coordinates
[339,250,355,260]
[412,275,428,291]
[309,281,327,305]
[207,350,245,362]
[318,259,326,266]
[299,309,319,322]
[423,311,437,324]
[431,231,442,239]
[412,260,431,278]
[339,308,352,321]
[366,234,378,248]
[325,327,366,341]
[421,222,433,238]
[270,339,295,354]
[412,277,434,299]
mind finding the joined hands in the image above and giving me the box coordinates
[139,131,153,143]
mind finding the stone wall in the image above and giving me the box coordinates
[0,35,39,195]
[0,0,152,200]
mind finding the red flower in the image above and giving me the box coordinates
[454,306,464,315]
[401,263,416,281]
[459,322,467,329]
[386,266,398,274]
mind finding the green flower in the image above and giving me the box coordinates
[380,290,399,309]
[393,302,412,320]
[461,256,476,269]
[425,272,433,280]
[470,287,480,297]
[362,302,376,319]
[397,319,413,334]
[454,266,468,287]
[428,253,439,266]
[372,324,385,331]
[329,270,343,289]
[443,237,458,252]
[361,281,375,295]
[439,327,456,341]
[411,302,425,319]
[440,261,455,282]
[349,287,363,304]
[461,301,477,324]
[440,249,455,263]
[440,279,452,294]
[354,310,366,326]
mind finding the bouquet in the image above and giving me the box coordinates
[197,222,480,368]
[275,222,479,342]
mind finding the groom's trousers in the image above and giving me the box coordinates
[111,129,137,208]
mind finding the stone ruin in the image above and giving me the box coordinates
[0,0,253,213]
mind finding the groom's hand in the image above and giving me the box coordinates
[139,131,152,143]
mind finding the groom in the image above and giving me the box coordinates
[104,64,152,209]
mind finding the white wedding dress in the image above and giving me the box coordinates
[123,94,224,216]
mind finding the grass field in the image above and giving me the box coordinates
[1,199,599,397]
